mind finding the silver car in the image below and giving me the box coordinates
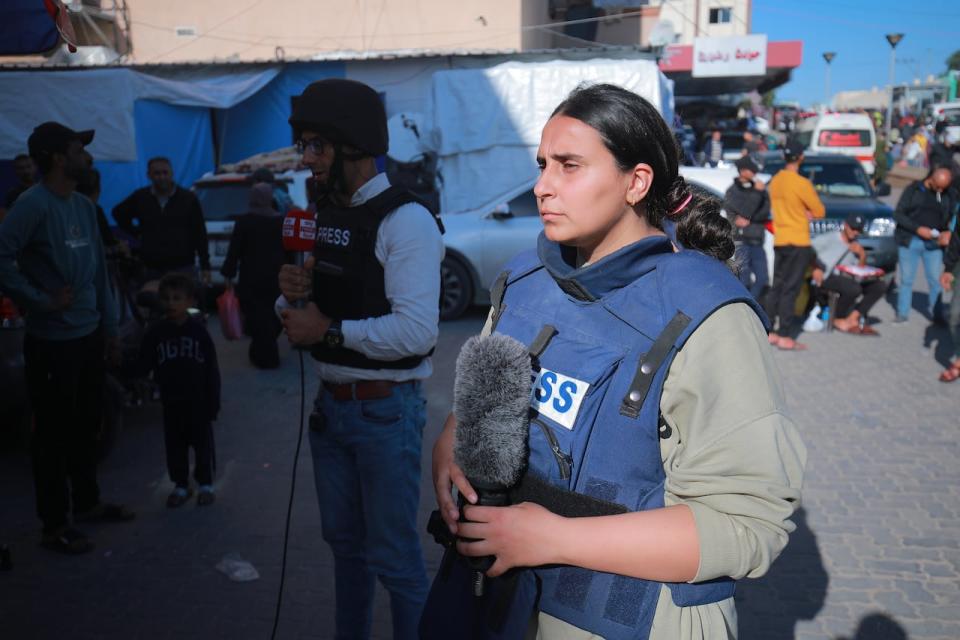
[439,167,749,320]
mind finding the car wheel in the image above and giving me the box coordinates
[440,256,474,321]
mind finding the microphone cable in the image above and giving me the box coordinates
[270,348,307,640]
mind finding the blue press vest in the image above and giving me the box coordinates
[489,233,765,640]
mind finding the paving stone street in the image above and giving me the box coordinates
[1,278,958,639]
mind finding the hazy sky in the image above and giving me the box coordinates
[750,0,958,105]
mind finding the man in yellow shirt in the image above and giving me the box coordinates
[765,139,826,350]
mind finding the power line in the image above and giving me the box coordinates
[146,0,270,62]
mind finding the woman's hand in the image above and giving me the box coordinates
[432,413,476,535]
[456,502,562,577]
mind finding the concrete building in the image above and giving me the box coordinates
[37,0,751,65]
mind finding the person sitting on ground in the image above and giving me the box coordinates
[811,213,888,336]
[135,273,221,507]
[939,227,960,382]
[724,155,770,300]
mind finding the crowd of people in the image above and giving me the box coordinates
[717,123,960,381]
[0,79,956,640]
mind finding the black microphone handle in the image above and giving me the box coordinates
[292,251,310,309]
[457,480,510,574]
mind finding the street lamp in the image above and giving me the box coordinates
[885,33,904,137]
[822,52,836,110]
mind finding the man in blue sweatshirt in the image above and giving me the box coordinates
[0,122,134,554]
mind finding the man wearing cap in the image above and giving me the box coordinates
[765,139,826,350]
[724,155,771,299]
[276,79,444,639]
[113,156,211,284]
[811,213,888,335]
[0,122,133,555]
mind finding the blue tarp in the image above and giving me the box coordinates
[0,0,58,56]
[0,62,345,220]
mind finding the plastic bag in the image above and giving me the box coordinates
[215,553,259,582]
[803,304,824,333]
[217,288,243,340]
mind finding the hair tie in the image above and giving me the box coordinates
[670,193,693,216]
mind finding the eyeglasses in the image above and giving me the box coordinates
[295,138,327,156]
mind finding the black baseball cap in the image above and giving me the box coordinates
[845,212,866,232]
[27,122,94,160]
[783,138,806,161]
[734,156,759,173]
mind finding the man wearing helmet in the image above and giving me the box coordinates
[276,79,443,638]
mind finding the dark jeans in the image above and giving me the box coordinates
[309,381,429,640]
[162,402,215,488]
[735,242,769,300]
[239,291,281,369]
[23,329,104,533]
[820,274,888,319]
[765,245,814,338]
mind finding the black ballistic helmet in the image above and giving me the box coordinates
[289,79,388,157]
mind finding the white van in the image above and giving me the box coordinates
[794,113,877,176]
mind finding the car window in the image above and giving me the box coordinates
[508,190,539,217]
[943,108,960,126]
[817,129,872,147]
[764,161,872,198]
[194,183,251,221]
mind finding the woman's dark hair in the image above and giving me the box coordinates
[551,83,734,261]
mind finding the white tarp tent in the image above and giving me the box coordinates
[428,58,674,213]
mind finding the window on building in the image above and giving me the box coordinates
[708,7,732,24]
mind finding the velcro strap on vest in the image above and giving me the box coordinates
[489,270,509,332]
[528,325,557,359]
[509,472,628,518]
[619,311,691,419]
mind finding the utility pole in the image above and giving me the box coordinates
[885,33,904,137]
[822,52,836,110]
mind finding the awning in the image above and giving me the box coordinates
[659,40,802,96]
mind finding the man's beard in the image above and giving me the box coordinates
[67,164,93,184]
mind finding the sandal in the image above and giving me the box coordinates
[166,488,194,509]
[75,502,137,523]
[777,340,808,351]
[41,527,94,555]
[939,361,960,383]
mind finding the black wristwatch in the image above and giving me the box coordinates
[323,319,344,348]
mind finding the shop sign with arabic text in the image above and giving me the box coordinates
[692,35,767,78]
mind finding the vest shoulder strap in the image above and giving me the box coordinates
[619,311,691,419]
[363,184,445,234]
[489,249,544,332]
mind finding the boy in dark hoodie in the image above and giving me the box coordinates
[138,273,221,507]
[724,155,771,299]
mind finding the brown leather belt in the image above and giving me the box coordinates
[322,379,412,401]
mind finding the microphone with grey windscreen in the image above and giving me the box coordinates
[452,333,532,578]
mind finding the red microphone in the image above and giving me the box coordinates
[282,208,316,308]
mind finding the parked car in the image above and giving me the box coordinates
[439,166,750,320]
[762,153,896,273]
[192,168,309,286]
